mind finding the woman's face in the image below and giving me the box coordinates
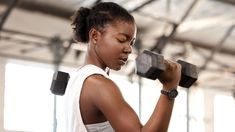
[94,20,137,70]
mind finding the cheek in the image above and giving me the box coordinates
[101,37,121,54]
[97,34,123,61]
[101,44,118,58]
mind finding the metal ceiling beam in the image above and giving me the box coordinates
[199,24,235,71]
[177,14,235,33]
[0,0,73,19]
[2,28,51,40]
[213,0,235,5]
[0,35,47,47]
[172,36,235,56]
[150,0,201,53]
[130,0,157,12]
[0,52,79,67]
[0,0,18,33]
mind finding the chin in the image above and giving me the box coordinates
[110,65,122,71]
[112,67,121,71]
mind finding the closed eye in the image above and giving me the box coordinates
[117,39,135,47]
[117,39,127,43]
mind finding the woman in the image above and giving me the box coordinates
[65,2,181,132]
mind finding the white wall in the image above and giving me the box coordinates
[0,57,5,132]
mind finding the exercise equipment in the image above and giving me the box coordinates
[50,50,198,95]
[136,50,198,88]
[50,71,70,95]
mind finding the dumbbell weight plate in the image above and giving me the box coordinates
[50,71,70,95]
[177,60,198,88]
[135,50,166,80]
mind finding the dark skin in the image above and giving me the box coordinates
[80,20,181,132]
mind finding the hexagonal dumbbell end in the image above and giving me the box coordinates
[135,50,166,80]
[177,60,198,88]
[50,71,70,95]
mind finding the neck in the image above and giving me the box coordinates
[84,44,106,71]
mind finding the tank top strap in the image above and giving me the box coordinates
[78,64,109,79]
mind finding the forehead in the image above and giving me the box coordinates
[103,20,137,37]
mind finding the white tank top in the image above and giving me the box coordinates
[65,64,115,132]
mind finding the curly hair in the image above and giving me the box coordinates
[71,2,135,43]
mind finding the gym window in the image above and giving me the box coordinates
[4,61,54,132]
[214,94,235,132]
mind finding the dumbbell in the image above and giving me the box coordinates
[50,71,70,95]
[135,50,198,88]
[50,50,197,96]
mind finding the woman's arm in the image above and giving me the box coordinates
[85,60,181,132]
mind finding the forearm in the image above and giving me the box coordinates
[142,92,175,132]
[140,60,181,132]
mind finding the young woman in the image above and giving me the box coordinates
[65,2,181,132]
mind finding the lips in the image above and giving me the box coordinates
[119,57,128,65]
[121,57,128,62]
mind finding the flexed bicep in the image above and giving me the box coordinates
[87,75,143,132]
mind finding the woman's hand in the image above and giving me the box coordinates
[158,59,182,90]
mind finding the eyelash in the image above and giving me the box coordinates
[118,39,135,46]
[118,39,126,43]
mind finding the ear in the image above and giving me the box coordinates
[89,28,100,44]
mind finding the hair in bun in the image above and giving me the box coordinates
[71,2,134,43]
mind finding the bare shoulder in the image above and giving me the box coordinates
[80,74,122,123]
[82,74,141,131]
[82,74,125,119]
[83,74,123,99]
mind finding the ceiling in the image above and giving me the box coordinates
[0,0,235,91]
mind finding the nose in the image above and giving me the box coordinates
[123,44,132,54]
